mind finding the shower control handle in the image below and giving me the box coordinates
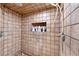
[61,32,65,42]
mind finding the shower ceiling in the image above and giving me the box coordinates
[2,3,56,15]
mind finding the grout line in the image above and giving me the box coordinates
[64,23,79,27]
[65,34,79,41]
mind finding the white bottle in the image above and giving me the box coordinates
[42,26,45,32]
[38,26,41,32]
[32,27,35,32]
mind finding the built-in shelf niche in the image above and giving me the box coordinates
[31,22,47,32]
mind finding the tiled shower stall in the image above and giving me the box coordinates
[0,4,60,56]
[0,3,79,56]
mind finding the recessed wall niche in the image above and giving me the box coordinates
[31,22,47,32]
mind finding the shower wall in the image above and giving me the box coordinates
[0,6,21,56]
[22,8,60,56]
[60,3,79,56]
